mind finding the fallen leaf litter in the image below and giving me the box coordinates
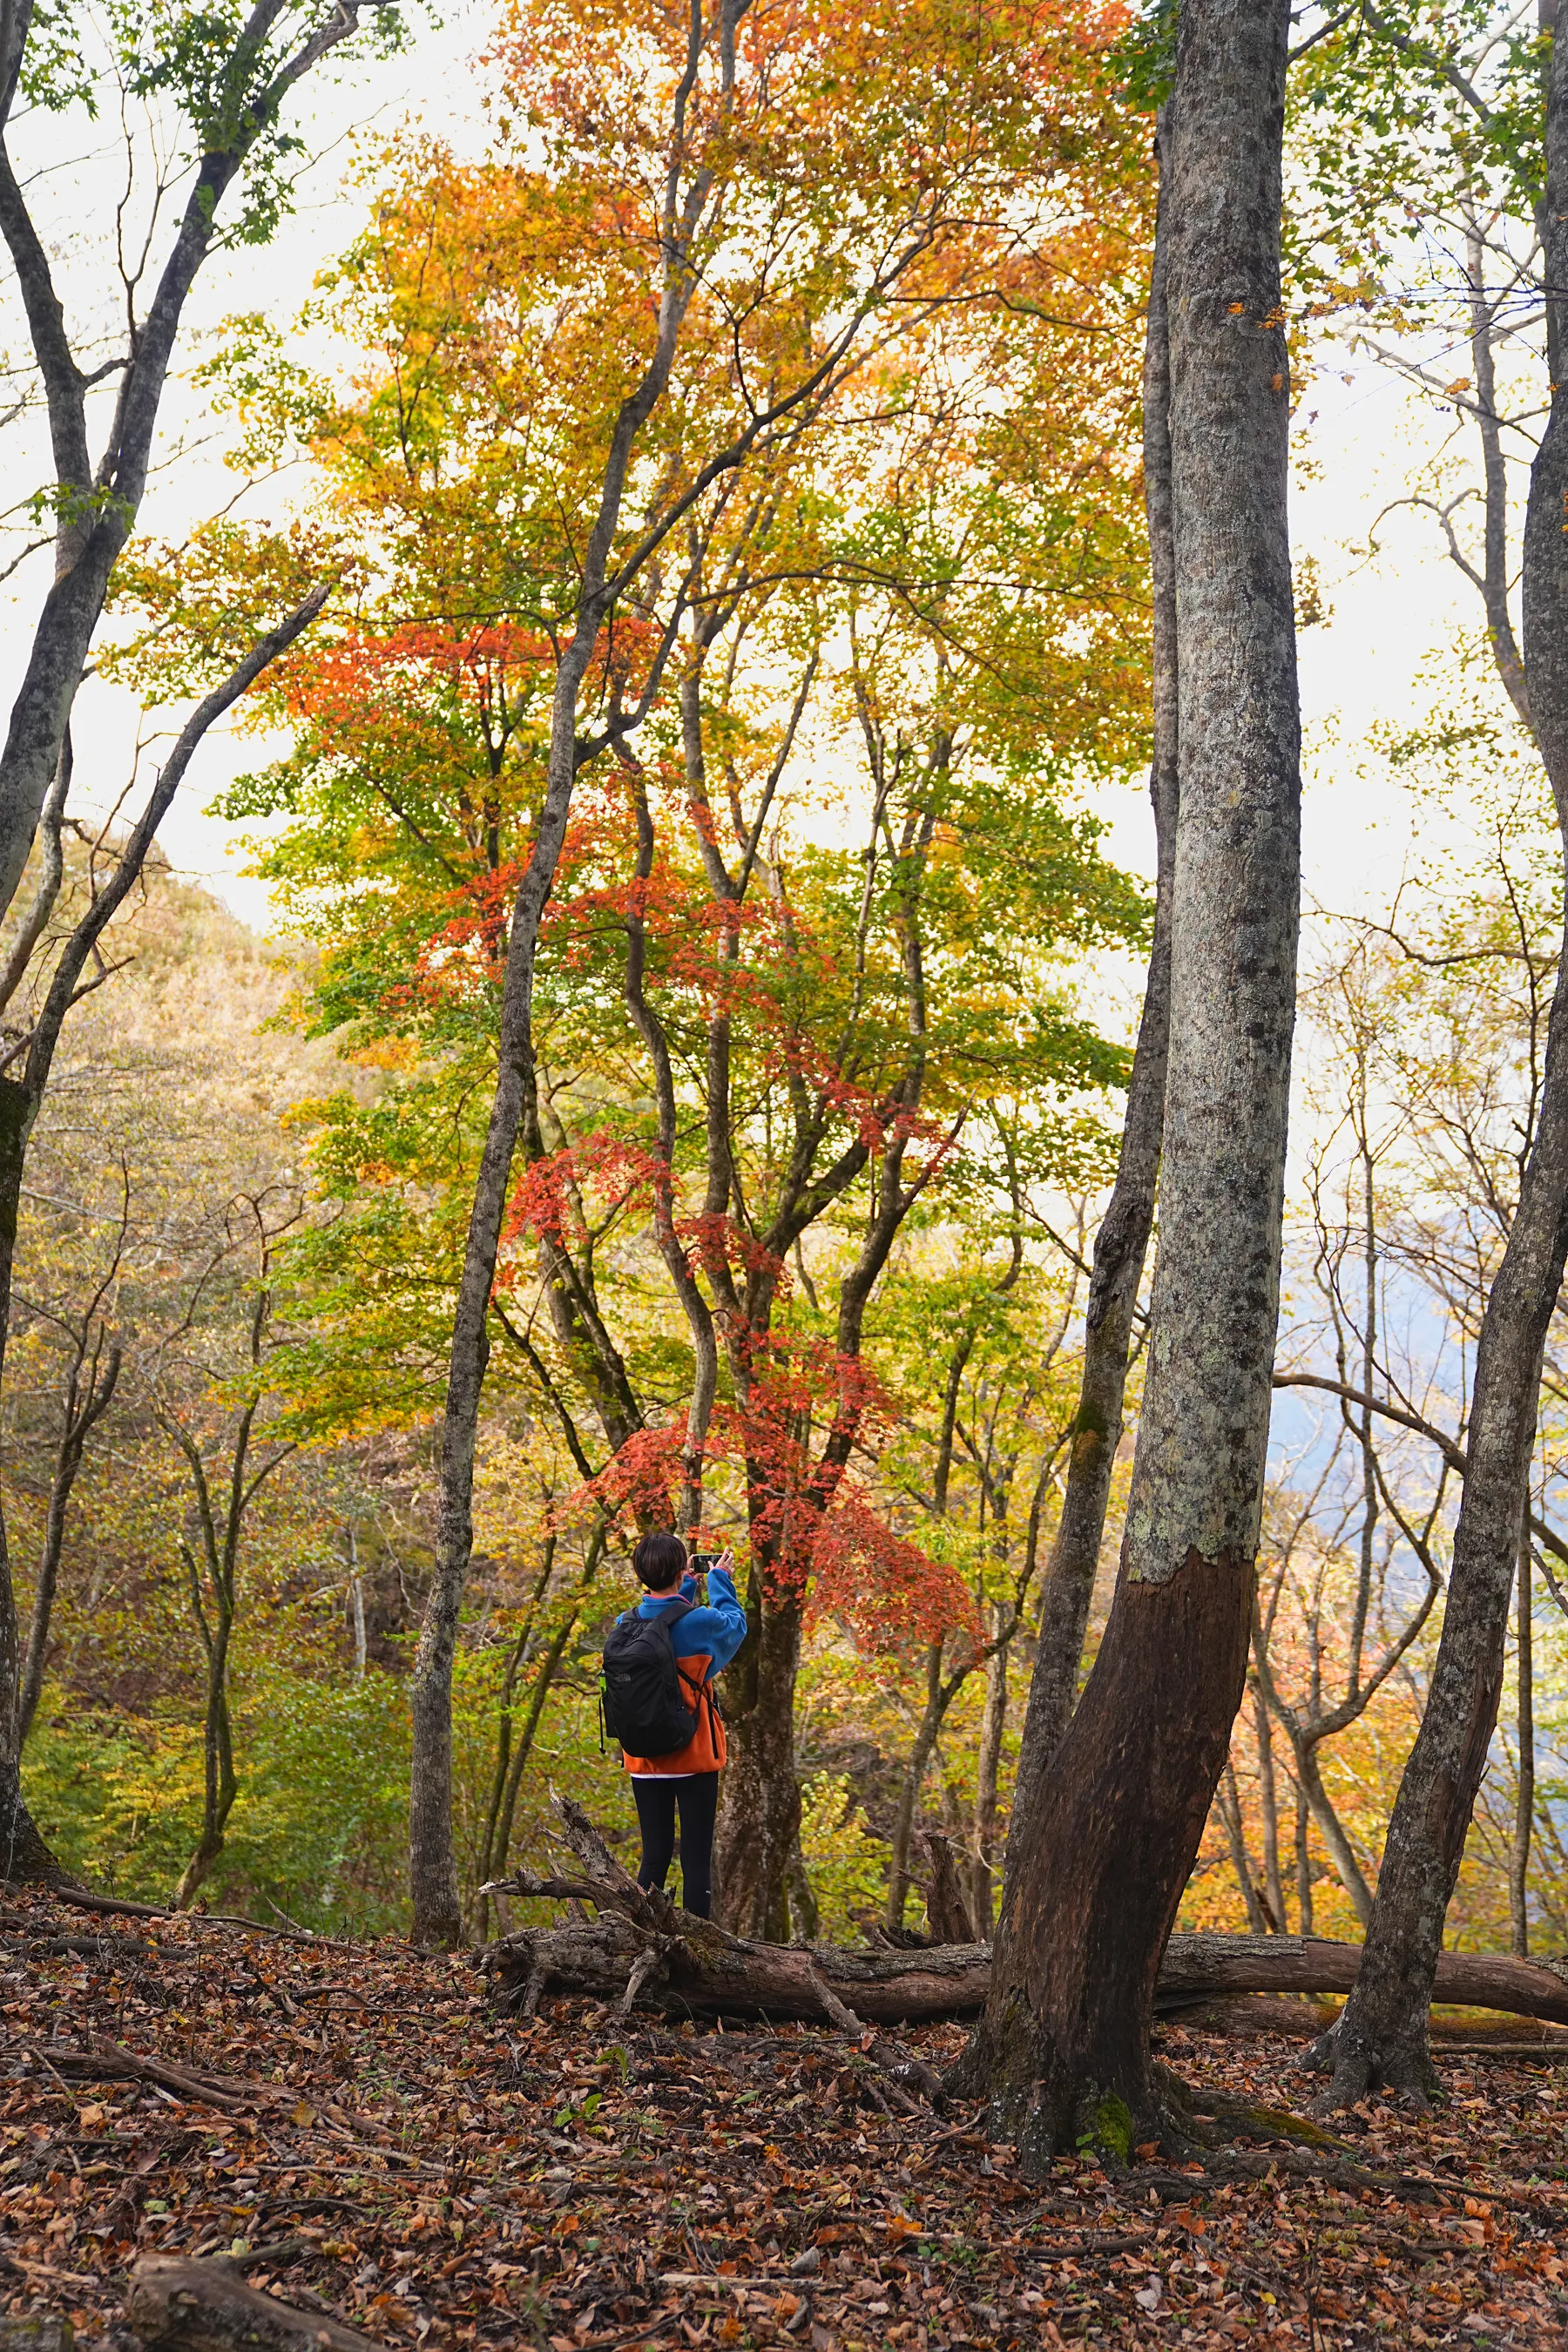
[2,1891,1566,2347]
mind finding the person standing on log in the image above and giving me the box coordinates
[603,1533,747,1919]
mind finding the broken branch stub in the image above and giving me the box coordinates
[125,2257,383,2352]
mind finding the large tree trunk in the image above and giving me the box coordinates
[1011,109,1179,1804]
[1315,22,1568,2105]
[960,0,1299,2164]
[712,1583,803,1940]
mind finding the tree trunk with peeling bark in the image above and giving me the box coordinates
[960,0,1300,2163]
[1314,20,1568,2106]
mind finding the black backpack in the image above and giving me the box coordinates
[601,1598,708,1758]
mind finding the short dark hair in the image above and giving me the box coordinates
[632,1531,687,1590]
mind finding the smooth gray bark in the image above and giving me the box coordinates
[1315,17,1568,2103]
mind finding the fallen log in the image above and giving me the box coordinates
[1157,1932,1568,2027]
[485,1898,1568,2033]
[125,2257,382,2352]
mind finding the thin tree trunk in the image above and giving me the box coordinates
[784,1831,820,1942]
[1511,1507,1534,1957]
[407,7,744,1937]
[623,754,721,1531]
[174,1667,237,1911]
[1291,1728,1374,1926]
[0,1086,64,1880]
[961,0,1299,2160]
[0,598,322,1889]
[17,1333,120,1744]
[887,1644,947,1931]
[1216,1761,1270,1935]
[1294,1778,1315,1936]
[479,1612,578,1942]
[970,1614,1008,1936]
[885,1338,971,1930]
[1315,26,1568,2101]
[411,640,612,1947]
[1252,1684,1286,1930]
[1011,104,1178,1814]
[347,1524,367,1683]
[1464,223,1532,728]
[171,1384,272,1914]
[0,10,363,927]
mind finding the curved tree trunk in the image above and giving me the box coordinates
[1315,22,1568,2104]
[410,632,604,1950]
[1009,101,1179,1819]
[960,0,1300,2163]
[408,299,712,1945]
[0,600,324,1892]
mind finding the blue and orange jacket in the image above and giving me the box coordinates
[620,1565,747,1777]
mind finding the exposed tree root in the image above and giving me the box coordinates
[1301,2011,1443,2114]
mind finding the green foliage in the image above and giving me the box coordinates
[22,0,409,247]
[24,1666,411,1932]
[1113,0,1176,113]
[1288,3,1553,308]
[799,1774,889,1941]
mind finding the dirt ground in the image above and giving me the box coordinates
[2,1889,1565,2349]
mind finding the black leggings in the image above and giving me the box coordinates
[631,1773,720,1919]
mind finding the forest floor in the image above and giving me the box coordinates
[2,1889,1566,2351]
